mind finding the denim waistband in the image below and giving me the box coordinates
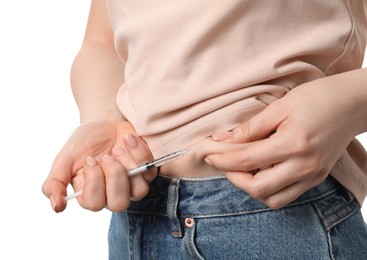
[127,175,342,218]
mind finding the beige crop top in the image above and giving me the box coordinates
[106,0,367,205]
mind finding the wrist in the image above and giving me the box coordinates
[344,69,367,136]
[330,69,367,137]
[79,109,126,123]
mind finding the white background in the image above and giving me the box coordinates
[0,1,366,259]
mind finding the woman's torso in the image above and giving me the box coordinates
[106,0,367,203]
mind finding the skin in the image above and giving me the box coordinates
[206,69,367,209]
[42,121,156,213]
[43,0,367,212]
[42,0,155,213]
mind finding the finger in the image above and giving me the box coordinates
[124,133,156,182]
[205,135,289,172]
[232,102,284,142]
[226,157,327,209]
[213,102,283,143]
[124,133,155,192]
[42,177,67,213]
[78,156,107,212]
[225,160,304,200]
[99,155,130,212]
[260,178,322,210]
[112,136,150,201]
[42,148,75,213]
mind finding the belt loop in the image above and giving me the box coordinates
[167,178,182,238]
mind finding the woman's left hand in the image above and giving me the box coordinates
[205,70,367,209]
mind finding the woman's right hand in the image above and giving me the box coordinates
[42,120,156,213]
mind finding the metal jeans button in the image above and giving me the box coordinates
[185,218,194,228]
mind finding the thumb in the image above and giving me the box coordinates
[42,148,75,213]
[123,133,156,182]
[213,104,282,143]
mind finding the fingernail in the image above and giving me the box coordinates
[212,131,232,141]
[102,154,114,163]
[112,145,125,156]
[124,133,138,149]
[204,157,212,165]
[85,156,98,166]
[50,195,58,212]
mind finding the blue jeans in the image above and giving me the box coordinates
[108,175,367,259]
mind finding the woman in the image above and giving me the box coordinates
[43,0,367,258]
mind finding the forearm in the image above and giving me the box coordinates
[71,42,125,123]
[324,68,367,137]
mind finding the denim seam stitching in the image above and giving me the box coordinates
[327,230,336,260]
[325,201,359,230]
[181,188,338,218]
[151,216,156,260]
[185,222,204,260]
[322,192,354,220]
[127,188,338,218]
[168,185,181,236]
[159,175,227,183]
[167,184,177,236]
[312,194,359,230]
[312,202,335,260]
[128,217,135,260]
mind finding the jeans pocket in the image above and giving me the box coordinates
[189,207,336,260]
